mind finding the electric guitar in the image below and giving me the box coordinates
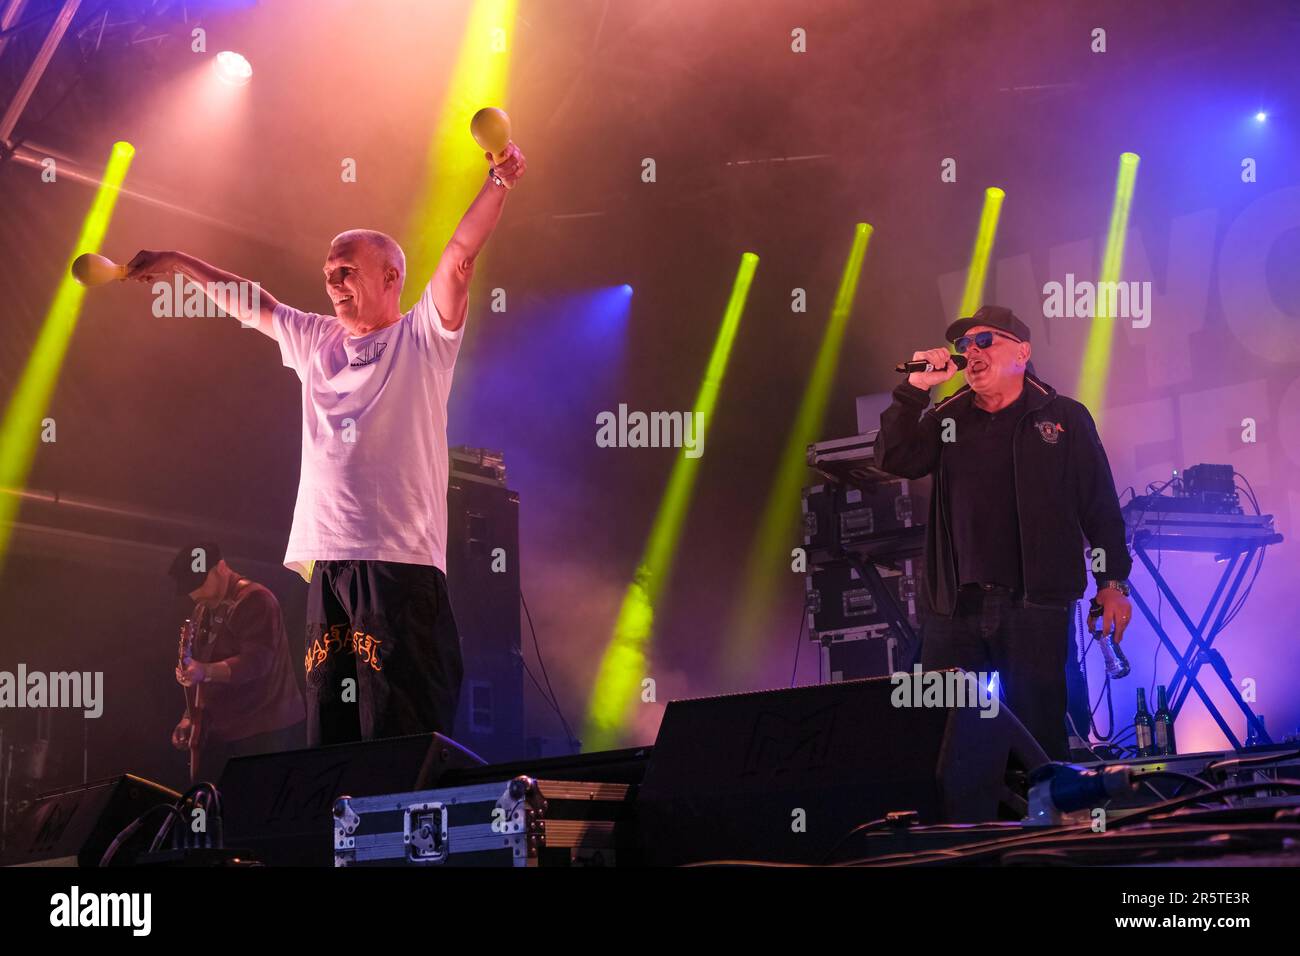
[176,615,207,773]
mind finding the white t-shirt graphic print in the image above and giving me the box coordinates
[271,282,463,581]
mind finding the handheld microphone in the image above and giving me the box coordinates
[895,354,967,374]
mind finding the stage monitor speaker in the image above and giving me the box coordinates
[437,744,652,789]
[1,774,180,867]
[637,674,1048,866]
[218,732,485,866]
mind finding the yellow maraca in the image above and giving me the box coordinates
[470,107,511,164]
[71,252,128,287]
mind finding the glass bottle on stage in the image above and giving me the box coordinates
[1134,688,1155,758]
[1153,684,1177,756]
[1245,715,1268,748]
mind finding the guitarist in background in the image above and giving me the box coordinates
[169,542,304,782]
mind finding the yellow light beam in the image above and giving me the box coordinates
[401,0,518,312]
[1076,152,1140,420]
[582,253,760,750]
[937,186,1005,400]
[723,223,873,670]
[0,141,136,572]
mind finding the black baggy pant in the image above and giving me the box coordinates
[920,586,1072,761]
[304,560,464,746]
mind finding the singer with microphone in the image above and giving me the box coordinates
[876,305,1133,760]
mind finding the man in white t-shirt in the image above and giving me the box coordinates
[125,144,527,745]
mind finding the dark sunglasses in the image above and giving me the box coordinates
[954,330,1021,354]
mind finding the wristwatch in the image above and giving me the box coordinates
[1098,579,1131,597]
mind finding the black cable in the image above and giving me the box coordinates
[836,781,1300,868]
[1206,747,1300,776]
[178,782,223,851]
[142,781,223,854]
[1199,474,1265,636]
[1078,599,1121,745]
[819,816,892,864]
[1234,473,1260,514]
[1110,725,1137,748]
[827,790,1158,868]
[519,635,571,746]
[520,588,578,750]
[994,823,1300,867]
[99,803,187,867]
[1111,779,1300,829]
[518,653,587,753]
[682,858,815,868]
[833,818,1098,868]
[1220,544,1265,630]
[788,595,810,687]
[1088,642,1118,742]
[520,659,552,710]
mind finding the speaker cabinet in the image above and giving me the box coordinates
[638,675,1048,865]
[1,774,179,867]
[218,732,483,865]
[446,467,524,762]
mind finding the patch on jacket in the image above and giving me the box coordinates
[1036,420,1065,444]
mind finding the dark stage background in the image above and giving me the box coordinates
[1,0,1298,792]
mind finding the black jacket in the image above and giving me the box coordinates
[876,372,1132,616]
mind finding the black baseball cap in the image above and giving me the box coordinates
[944,305,1031,344]
[168,541,222,596]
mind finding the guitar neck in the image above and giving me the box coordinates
[179,616,201,714]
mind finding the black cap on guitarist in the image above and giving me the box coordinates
[169,542,305,783]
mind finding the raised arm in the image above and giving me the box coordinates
[877,382,944,478]
[426,142,527,332]
[124,250,281,339]
[876,346,960,478]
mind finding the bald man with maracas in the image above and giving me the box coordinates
[122,120,526,748]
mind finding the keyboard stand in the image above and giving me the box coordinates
[1128,530,1280,749]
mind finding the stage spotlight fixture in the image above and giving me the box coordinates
[214,51,253,86]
